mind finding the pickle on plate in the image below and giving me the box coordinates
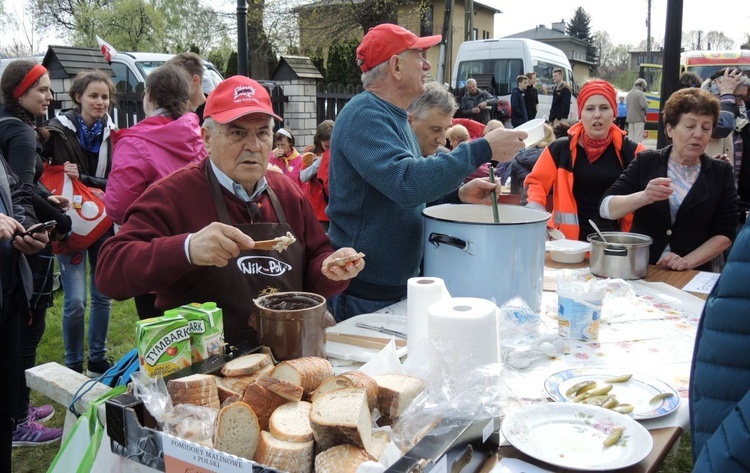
[566,380,597,397]
[649,392,675,404]
[603,425,625,447]
[604,374,633,383]
[612,404,634,414]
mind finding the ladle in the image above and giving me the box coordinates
[588,219,609,244]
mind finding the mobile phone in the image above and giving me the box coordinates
[20,220,57,237]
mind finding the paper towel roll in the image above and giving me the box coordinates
[427,297,500,374]
[407,277,450,348]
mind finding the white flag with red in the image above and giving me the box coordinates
[96,36,118,62]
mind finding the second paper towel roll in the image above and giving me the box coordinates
[427,297,500,374]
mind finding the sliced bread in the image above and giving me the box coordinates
[255,431,314,473]
[167,374,220,409]
[257,375,304,402]
[167,373,216,390]
[373,374,426,419]
[221,364,273,393]
[341,371,378,411]
[241,382,287,431]
[310,387,371,453]
[314,444,375,473]
[221,353,272,377]
[268,401,313,442]
[369,430,391,461]
[310,375,354,405]
[213,402,260,461]
[272,357,333,394]
[215,378,242,403]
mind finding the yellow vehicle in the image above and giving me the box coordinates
[637,63,663,141]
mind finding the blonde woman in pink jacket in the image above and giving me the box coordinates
[105,64,207,316]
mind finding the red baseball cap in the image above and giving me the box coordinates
[204,75,282,124]
[356,24,442,72]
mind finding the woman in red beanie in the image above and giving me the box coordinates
[524,79,647,240]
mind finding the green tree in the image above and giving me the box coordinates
[326,39,360,85]
[99,0,165,51]
[567,7,598,75]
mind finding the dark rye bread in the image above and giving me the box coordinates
[309,388,371,453]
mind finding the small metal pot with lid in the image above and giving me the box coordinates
[587,232,653,280]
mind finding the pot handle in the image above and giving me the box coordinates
[603,246,628,257]
[428,232,473,254]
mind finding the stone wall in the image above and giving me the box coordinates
[277,78,319,151]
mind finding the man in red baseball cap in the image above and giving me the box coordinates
[96,75,364,347]
[327,24,529,322]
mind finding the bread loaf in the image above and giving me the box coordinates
[314,444,375,473]
[221,364,273,393]
[272,357,333,394]
[341,371,378,411]
[167,374,220,409]
[369,430,390,461]
[255,431,314,473]
[373,374,426,419]
[213,402,260,461]
[242,382,287,430]
[269,401,313,442]
[310,388,371,453]
[310,375,354,405]
[257,375,304,402]
[221,353,272,377]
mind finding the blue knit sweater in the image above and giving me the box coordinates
[327,91,492,299]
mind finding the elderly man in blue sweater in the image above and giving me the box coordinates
[327,23,527,321]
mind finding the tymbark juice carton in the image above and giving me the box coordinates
[179,302,225,363]
[136,310,191,378]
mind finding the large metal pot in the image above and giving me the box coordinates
[587,232,653,280]
[422,204,550,312]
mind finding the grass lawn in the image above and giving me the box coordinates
[10,292,695,472]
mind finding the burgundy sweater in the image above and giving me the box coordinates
[95,159,348,308]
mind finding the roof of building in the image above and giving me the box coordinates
[42,45,113,79]
[271,55,324,80]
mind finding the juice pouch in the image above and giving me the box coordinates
[180,302,225,363]
[136,310,192,378]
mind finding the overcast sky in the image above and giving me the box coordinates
[488,0,748,49]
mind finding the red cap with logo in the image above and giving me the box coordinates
[356,24,442,72]
[204,75,282,124]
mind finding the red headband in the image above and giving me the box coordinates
[12,64,48,99]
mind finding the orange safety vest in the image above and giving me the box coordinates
[524,126,645,240]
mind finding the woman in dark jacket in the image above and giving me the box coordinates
[601,88,739,272]
[0,60,68,446]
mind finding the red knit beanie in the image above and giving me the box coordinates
[577,80,617,117]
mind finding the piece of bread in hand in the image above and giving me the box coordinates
[314,444,375,473]
[373,374,427,419]
[255,431,314,473]
[220,364,274,393]
[269,401,313,442]
[257,374,304,402]
[221,353,272,377]
[241,382,287,431]
[272,357,333,394]
[213,402,259,461]
[310,387,371,453]
[341,371,379,411]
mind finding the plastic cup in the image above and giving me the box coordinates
[556,288,603,341]
[514,118,546,147]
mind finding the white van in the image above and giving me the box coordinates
[452,38,578,123]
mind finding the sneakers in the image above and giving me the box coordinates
[28,405,55,423]
[67,362,83,374]
[86,358,113,378]
[12,419,62,447]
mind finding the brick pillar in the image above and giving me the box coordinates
[277,78,319,151]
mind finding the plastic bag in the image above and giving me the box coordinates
[47,385,127,473]
[498,297,566,370]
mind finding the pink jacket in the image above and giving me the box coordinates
[106,113,207,225]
